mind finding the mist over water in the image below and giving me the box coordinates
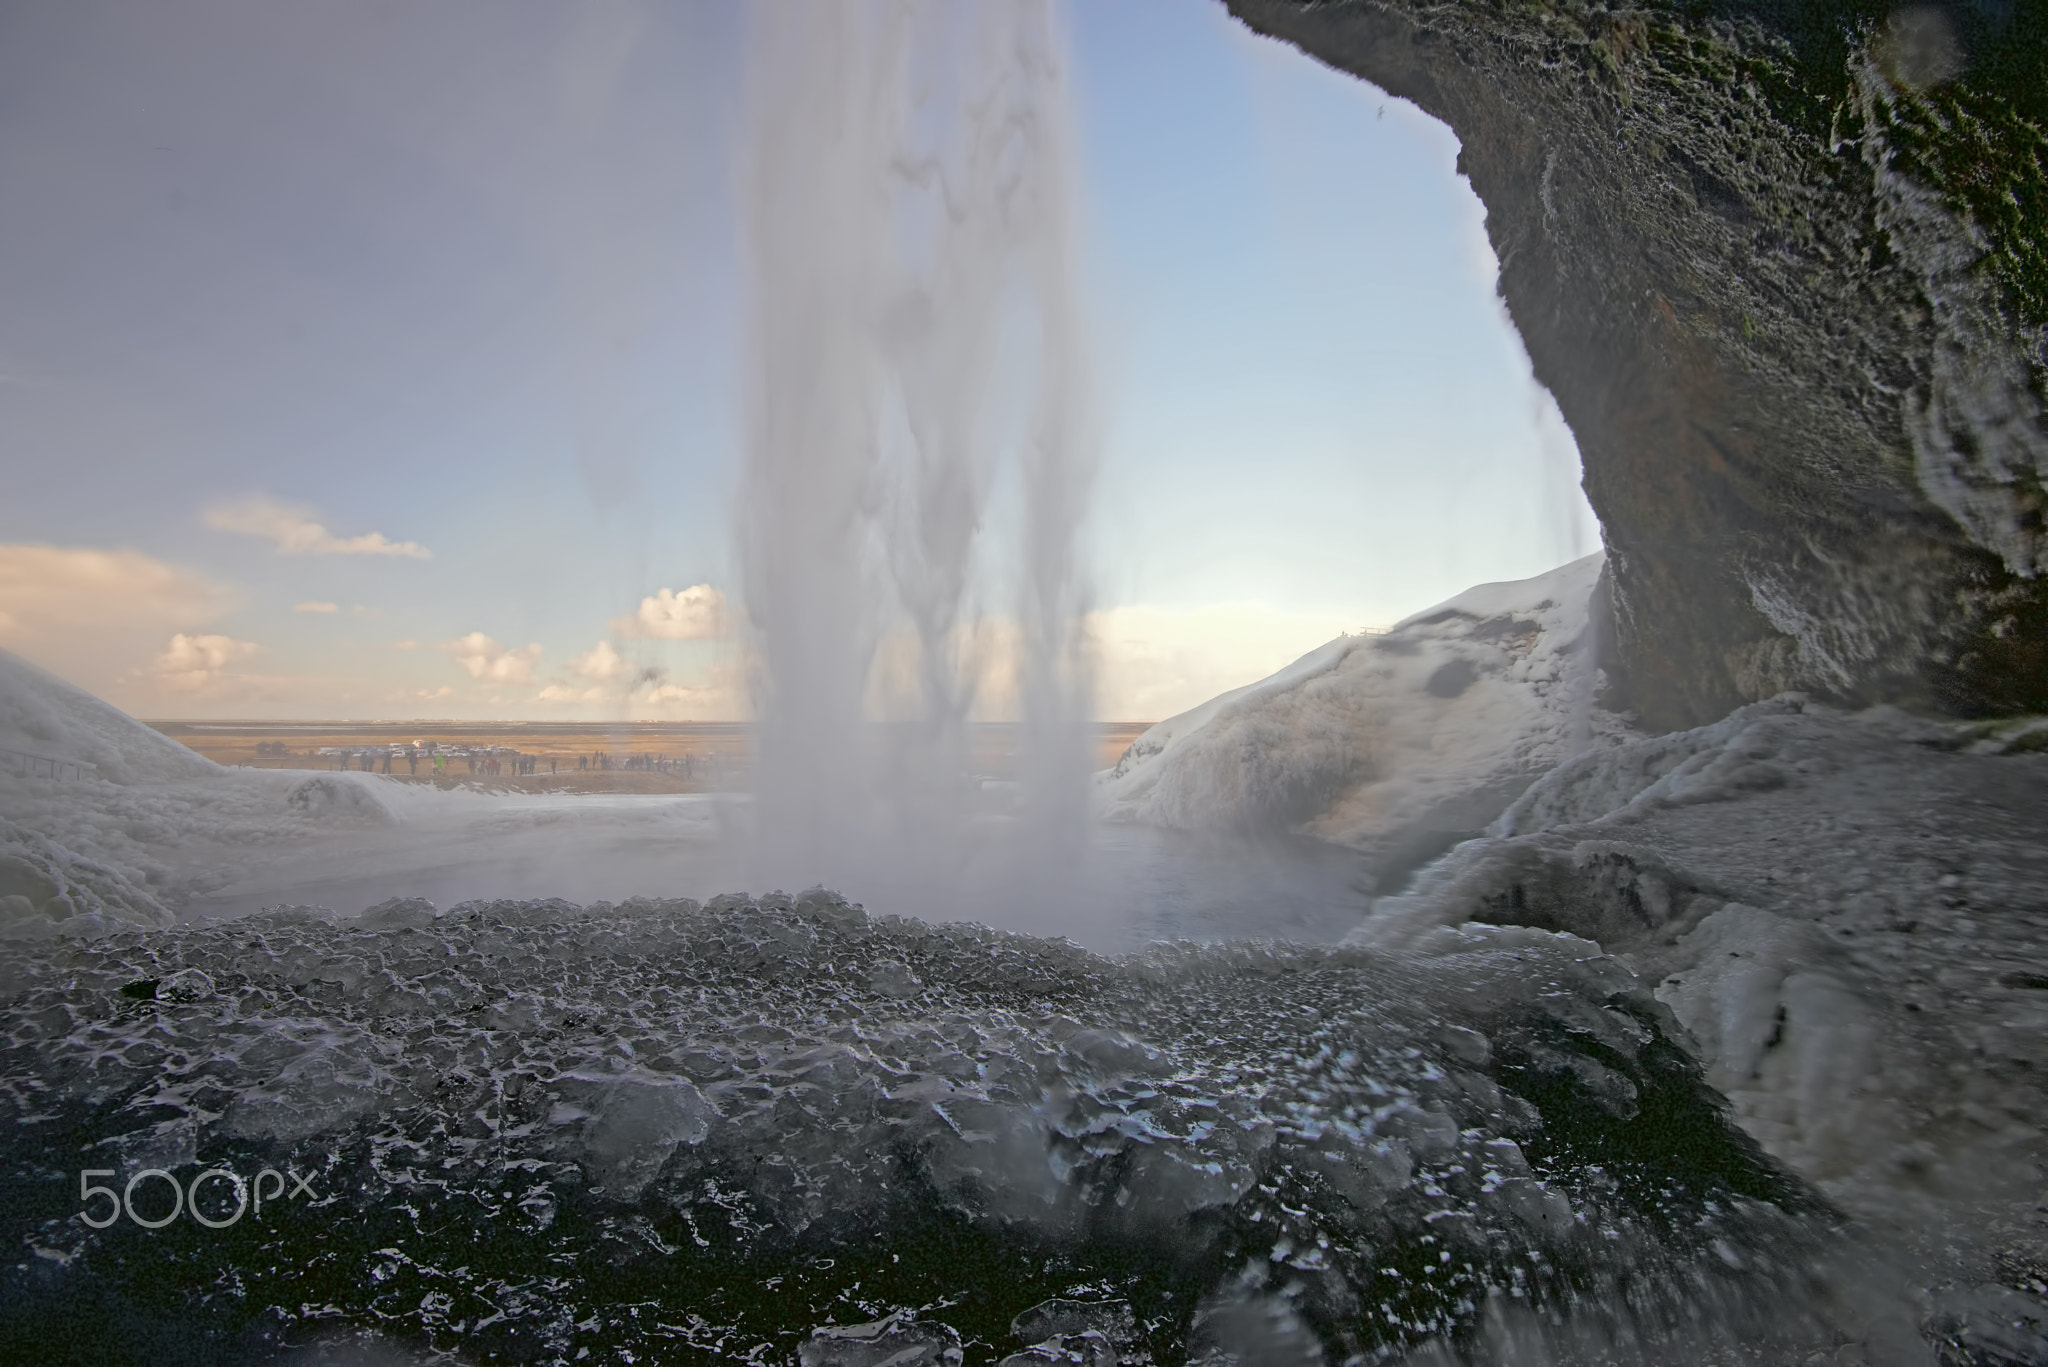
[738,0,1097,927]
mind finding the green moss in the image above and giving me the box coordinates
[1885,85,2048,328]
[1658,0,2048,332]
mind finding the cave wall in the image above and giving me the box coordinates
[1225,0,2048,730]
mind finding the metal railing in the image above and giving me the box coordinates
[0,746,97,781]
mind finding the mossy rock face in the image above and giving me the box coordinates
[1228,0,2048,729]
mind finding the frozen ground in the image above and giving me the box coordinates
[3,890,1897,1365]
[1353,697,2048,1337]
[1095,555,1628,890]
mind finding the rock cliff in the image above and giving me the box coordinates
[1227,0,2048,729]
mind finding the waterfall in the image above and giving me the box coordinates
[737,0,1096,923]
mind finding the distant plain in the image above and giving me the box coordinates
[146,720,1155,793]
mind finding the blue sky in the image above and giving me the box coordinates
[0,0,1596,721]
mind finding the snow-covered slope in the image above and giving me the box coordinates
[0,648,217,784]
[1095,554,1625,883]
[0,647,391,933]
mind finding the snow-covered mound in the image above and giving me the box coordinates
[0,647,217,785]
[1095,554,1625,883]
[0,647,391,934]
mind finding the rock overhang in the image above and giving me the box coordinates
[1226,0,2048,729]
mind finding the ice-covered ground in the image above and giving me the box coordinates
[1352,697,2048,1327]
[3,890,1892,1365]
[1095,555,1628,890]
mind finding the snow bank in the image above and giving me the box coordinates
[0,646,392,934]
[0,648,217,784]
[1095,554,1623,883]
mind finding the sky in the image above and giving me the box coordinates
[0,0,1599,723]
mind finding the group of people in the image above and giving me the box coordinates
[322,747,425,775]
[575,752,696,776]
[297,744,718,785]
[468,753,549,778]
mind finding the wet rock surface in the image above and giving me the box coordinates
[0,889,1855,1364]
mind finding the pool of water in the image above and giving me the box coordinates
[188,786,1374,952]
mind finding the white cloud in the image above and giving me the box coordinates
[392,639,419,651]
[639,680,733,712]
[612,584,723,640]
[293,600,339,614]
[536,683,606,703]
[206,495,432,559]
[442,631,542,683]
[152,632,262,690]
[416,685,455,700]
[569,639,631,680]
[0,542,233,689]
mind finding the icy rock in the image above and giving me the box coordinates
[1437,1024,1491,1066]
[1924,1284,2048,1366]
[554,1067,712,1198]
[1493,1176,1577,1237]
[867,958,922,998]
[96,1116,199,1172]
[285,775,390,823]
[222,1047,404,1143]
[1061,1028,1170,1079]
[1519,1045,1640,1120]
[1010,1300,1141,1361]
[258,903,339,923]
[360,896,436,929]
[483,994,546,1032]
[157,966,215,1001]
[797,885,868,930]
[799,1313,963,1367]
[1120,1139,1256,1219]
[997,1332,1122,1366]
[1303,1133,1412,1211]
[1187,1286,1326,1367]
